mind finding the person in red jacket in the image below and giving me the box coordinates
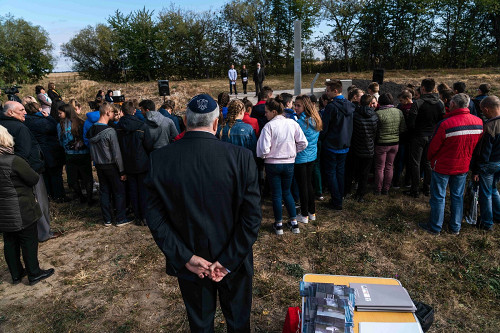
[419,93,483,235]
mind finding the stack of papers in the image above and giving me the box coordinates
[350,283,417,312]
[359,322,421,333]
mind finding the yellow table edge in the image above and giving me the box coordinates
[302,274,423,333]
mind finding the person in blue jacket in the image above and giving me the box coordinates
[57,103,94,205]
[83,99,102,146]
[219,99,257,155]
[293,95,323,224]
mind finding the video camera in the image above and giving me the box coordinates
[1,85,22,103]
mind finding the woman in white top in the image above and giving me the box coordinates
[256,98,307,235]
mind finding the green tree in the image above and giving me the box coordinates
[321,0,365,72]
[270,0,320,71]
[61,24,122,81]
[108,8,159,81]
[0,15,54,84]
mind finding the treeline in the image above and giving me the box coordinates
[57,0,499,82]
[0,15,53,85]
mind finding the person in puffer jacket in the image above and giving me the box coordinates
[0,125,55,285]
[293,95,322,224]
[87,103,132,227]
[374,93,406,195]
[350,94,378,201]
[139,99,178,151]
[256,98,307,236]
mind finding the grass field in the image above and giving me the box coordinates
[0,69,499,332]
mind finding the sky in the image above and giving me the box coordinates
[0,0,227,72]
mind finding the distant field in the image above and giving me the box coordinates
[16,67,500,115]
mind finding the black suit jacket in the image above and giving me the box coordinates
[253,68,265,83]
[146,131,261,279]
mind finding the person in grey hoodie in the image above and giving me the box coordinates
[86,103,132,227]
[139,100,178,151]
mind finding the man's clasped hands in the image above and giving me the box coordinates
[185,255,228,282]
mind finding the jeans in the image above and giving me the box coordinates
[409,136,431,194]
[478,161,500,228]
[374,144,399,192]
[265,163,296,222]
[295,161,316,215]
[429,171,467,233]
[322,151,347,208]
[96,166,127,223]
[393,141,410,186]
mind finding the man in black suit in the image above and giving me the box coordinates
[253,62,265,97]
[146,94,261,332]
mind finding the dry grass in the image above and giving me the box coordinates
[0,69,499,332]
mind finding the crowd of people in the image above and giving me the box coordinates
[0,77,498,331]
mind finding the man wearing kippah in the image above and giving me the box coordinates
[146,94,262,332]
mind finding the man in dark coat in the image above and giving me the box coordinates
[116,101,151,226]
[146,94,261,332]
[0,101,57,242]
[405,78,445,198]
[253,62,265,97]
[320,80,355,210]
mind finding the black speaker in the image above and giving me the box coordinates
[158,80,170,96]
[372,68,385,85]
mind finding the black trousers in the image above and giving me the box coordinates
[229,81,238,95]
[66,153,94,201]
[409,136,431,194]
[43,165,65,200]
[128,172,148,221]
[343,150,355,195]
[355,156,373,198]
[96,166,126,223]
[254,81,263,96]
[294,161,316,215]
[178,270,252,333]
[3,223,41,281]
[242,81,247,94]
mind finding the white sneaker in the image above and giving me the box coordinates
[297,214,309,224]
[308,213,316,221]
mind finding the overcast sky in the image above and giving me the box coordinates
[0,0,227,71]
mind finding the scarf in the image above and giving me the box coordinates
[0,146,14,155]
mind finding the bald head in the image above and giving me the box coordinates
[480,95,500,119]
[3,101,26,122]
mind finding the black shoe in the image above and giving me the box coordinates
[116,218,133,227]
[381,190,389,195]
[404,190,419,198]
[12,269,27,285]
[373,191,381,196]
[418,222,440,235]
[423,190,430,197]
[332,205,343,211]
[29,268,55,285]
[476,222,493,232]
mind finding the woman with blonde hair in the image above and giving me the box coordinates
[293,95,322,224]
[21,96,38,106]
[0,125,55,285]
[68,98,82,114]
[219,99,257,154]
